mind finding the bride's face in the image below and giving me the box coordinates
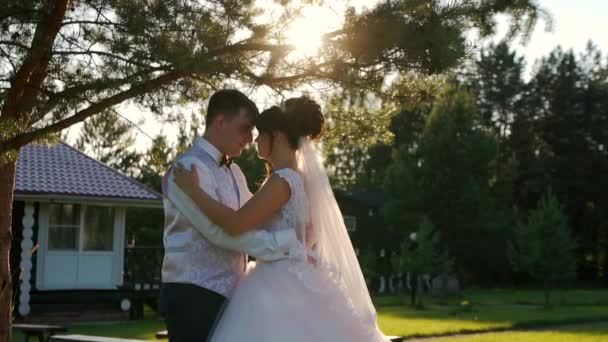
[255,131,272,159]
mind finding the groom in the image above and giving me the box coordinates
[160,89,300,342]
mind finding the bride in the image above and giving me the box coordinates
[173,97,389,341]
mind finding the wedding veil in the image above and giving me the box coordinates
[296,137,382,330]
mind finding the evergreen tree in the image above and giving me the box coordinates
[391,217,453,306]
[234,145,266,192]
[139,135,174,193]
[508,192,577,306]
[75,110,141,176]
[359,247,379,285]
[174,111,204,156]
[515,45,608,279]
[384,85,513,284]
[125,134,175,247]
[323,94,394,190]
[463,42,526,147]
[0,0,548,336]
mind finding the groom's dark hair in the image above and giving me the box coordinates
[206,89,259,125]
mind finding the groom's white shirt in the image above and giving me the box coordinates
[161,137,299,297]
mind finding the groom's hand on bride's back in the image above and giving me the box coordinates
[307,254,317,266]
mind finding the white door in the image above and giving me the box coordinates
[38,203,124,290]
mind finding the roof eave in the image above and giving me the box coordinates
[13,192,163,208]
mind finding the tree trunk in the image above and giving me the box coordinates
[0,159,17,342]
[411,273,418,307]
[543,279,551,308]
[604,223,608,285]
[441,273,449,300]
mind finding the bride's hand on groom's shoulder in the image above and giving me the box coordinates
[173,162,201,196]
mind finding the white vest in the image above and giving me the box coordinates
[161,139,247,297]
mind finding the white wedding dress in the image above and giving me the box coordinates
[210,167,388,342]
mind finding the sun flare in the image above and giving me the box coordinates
[285,7,338,57]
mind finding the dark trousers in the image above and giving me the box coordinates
[160,283,227,342]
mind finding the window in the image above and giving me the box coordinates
[83,206,115,251]
[343,215,357,232]
[47,204,114,252]
[48,204,80,250]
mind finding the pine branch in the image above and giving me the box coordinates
[0,70,187,152]
[2,0,70,120]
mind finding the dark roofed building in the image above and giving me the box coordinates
[15,142,159,204]
[10,142,162,319]
[334,189,403,252]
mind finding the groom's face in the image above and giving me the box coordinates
[220,107,255,157]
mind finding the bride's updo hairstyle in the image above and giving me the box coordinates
[255,96,324,151]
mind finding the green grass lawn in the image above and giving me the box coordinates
[11,320,166,341]
[460,288,608,306]
[433,322,608,342]
[373,288,608,307]
[11,289,608,341]
[377,303,608,337]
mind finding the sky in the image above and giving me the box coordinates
[494,0,608,76]
[65,0,608,152]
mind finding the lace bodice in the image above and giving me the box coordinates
[260,168,310,247]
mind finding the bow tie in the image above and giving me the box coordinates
[219,154,232,168]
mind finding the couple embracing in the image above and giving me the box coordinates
[160,89,389,342]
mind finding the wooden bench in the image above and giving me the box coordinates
[154,330,400,341]
[50,335,147,342]
[13,324,68,342]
